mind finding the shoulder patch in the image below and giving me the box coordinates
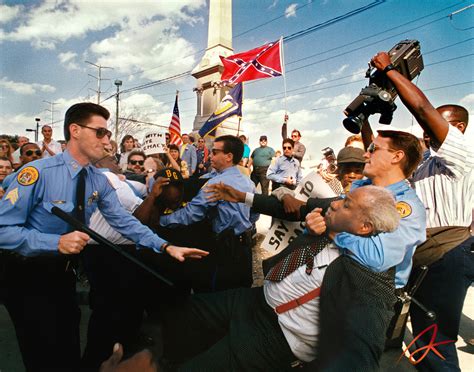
[5,187,19,205]
[396,201,412,218]
[17,166,39,186]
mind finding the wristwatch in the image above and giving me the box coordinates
[161,243,170,254]
[383,64,396,74]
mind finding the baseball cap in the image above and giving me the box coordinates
[259,135,267,141]
[154,167,184,184]
[337,147,366,164]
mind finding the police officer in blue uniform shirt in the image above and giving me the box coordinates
[160,135,258,290]
[0,102,207,371]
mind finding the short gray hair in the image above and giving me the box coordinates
[357,185,400,234]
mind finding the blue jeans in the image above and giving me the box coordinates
[409,237,474,371]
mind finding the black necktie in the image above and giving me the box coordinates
[265,235,330,282]
[75,168,87,224]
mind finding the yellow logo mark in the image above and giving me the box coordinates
[17,166,39,186]
[396,201,412,218]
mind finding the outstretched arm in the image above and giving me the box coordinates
[371,52,449,144]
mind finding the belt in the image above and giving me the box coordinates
[275,287,321,314]
[6,251,75,272]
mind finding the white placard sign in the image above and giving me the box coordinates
[261,171,337,255]
[142,132,166,155]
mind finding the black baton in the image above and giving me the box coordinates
[52,206,174,287]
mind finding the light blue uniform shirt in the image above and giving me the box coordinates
[266,156,302,184]
[160,166,258,235]
[334,179,426,288]
[0,150,166,256]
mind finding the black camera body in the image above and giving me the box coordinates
[343,40,424,134]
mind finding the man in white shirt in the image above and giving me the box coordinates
[160,185,400,370]
[371,51,474,371]
[37,125,62,158]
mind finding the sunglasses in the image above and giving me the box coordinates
[283,146,293,150]
[77,124,112,139]
[367,142,396,154]
[129,160,144,165]
[211,149,225,155]
[291,135,299,138]
[25,150,42,157]
[0,145,9,150]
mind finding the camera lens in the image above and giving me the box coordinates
[343,116,364,134]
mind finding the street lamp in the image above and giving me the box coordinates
[114,79,122,142]
[26,118,41,142]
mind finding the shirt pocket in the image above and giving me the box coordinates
[42,201,75,214]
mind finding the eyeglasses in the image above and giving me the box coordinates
[211,149,225,155]
[24,150,42,157]
[283,146,293,150]
[77,124,112,139]
[129,160,144,165]
[367,142,396,154]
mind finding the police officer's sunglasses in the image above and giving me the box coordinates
[77,124,112,139]
[367,142,396,154]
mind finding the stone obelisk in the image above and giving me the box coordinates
[192,0,237,134]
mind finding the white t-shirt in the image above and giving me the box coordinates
[37,139,62,158]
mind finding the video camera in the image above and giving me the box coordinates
[321,147,337,174]
[343,40,424,134]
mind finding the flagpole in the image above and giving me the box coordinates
[280,36,288,115]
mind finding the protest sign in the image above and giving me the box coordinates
[142,132,166,155]
[261,171,337,255]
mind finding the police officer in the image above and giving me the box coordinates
[160,135,258,290]
[0,102,207,371]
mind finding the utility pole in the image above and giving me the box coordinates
[43,100,58,127]
[114,79,122,142]
[85,61,113,104]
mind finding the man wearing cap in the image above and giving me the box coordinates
[249,135,275,195]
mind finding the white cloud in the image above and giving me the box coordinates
[0,4,22,24]
[268,1,278,10]
[350,67,366,82]
[313,77,328,85]
[314,93,351,108]
[460,93,474,107]
[330,64,349,77]
[89,20,198,80]
[58,51,80,71]
[3,1,204,47]
[285,4,298,18]
[0,77,56,95]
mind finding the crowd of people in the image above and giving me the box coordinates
[0,51,473,372]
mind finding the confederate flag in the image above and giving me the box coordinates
[220,39,283,85]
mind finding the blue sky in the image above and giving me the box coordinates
[1,0,473,161]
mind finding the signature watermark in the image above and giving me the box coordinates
[398,324,455,365]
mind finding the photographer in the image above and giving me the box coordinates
[371,52,474,371]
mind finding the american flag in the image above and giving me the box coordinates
[168,94,182,146]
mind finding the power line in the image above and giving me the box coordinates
[113,0,384,88]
